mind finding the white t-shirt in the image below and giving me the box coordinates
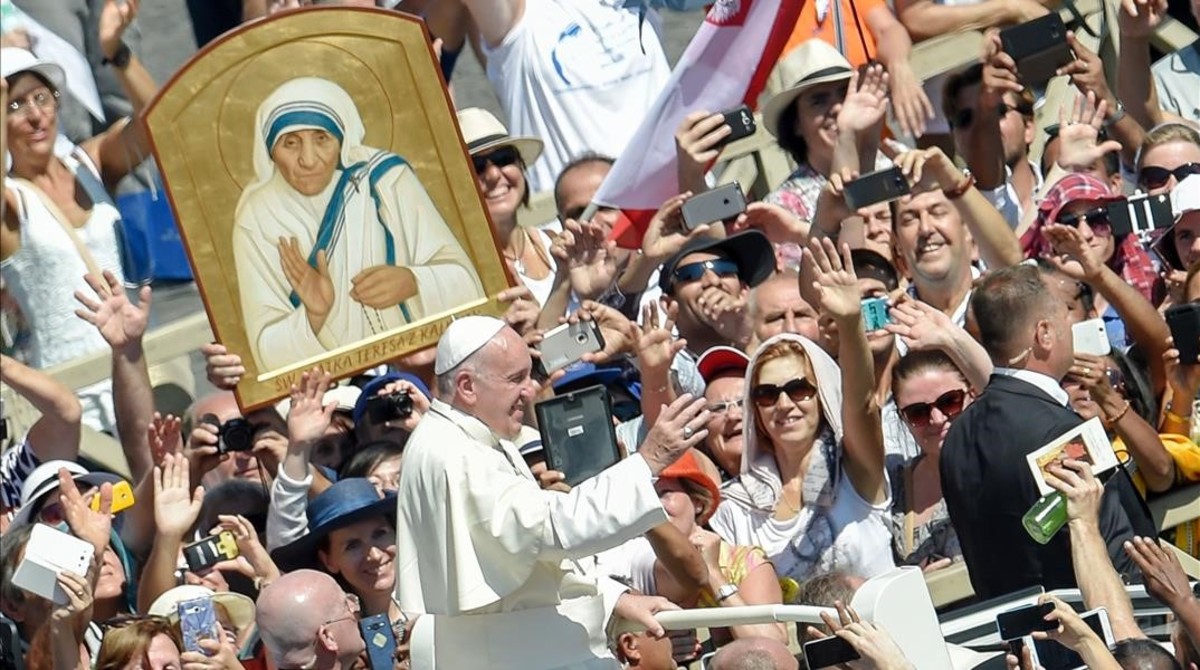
[592,536,659,596]
[483,0,671,192]
[1152,42,1200,125]
[710,468,895,582]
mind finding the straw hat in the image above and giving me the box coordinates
[761,40,854,139]
[456,107,543,165]
[148,585,256,632]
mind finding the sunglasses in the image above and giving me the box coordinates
[472,146,520,174]
[750,378,818,407]
[899,388,968,427]
[1138,163,1200,190]
[951,101,1031,129]
[672,258,739,284]
[1057,206,1112,233]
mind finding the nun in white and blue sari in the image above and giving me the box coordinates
[232,77,484,371]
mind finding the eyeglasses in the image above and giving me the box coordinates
[1057,206,1112,234]
[950,101,1031,129]
[750,378,817,408]
[6,87,59,120]
[1138,163,1200,190]
[322,593,361,626]
[672,259,739,284]
[899,389,969,427]
[472,146,520,174]
[706,398,744,414]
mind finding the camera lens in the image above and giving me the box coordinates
[575,332,588,343]
[219,418,256,453]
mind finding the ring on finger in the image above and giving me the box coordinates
[682,425,695,439]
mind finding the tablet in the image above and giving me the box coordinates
[535,385,621,486]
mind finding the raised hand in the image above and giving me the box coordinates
[1056,33,1116,107]
[642,193,702,262]
[892,145,963,193]
[635,302,686,374]
[498,285,541,336]
[1033,594,1104,654]
[201,342,245,390]
[550,218,620,300]
[58,468,113,556]
[50,570,93,625]
[1042,458,1103,530]
[368,377,430,432]
[570,300,636,365]
[981,29,1024,103]
[148,412,183,468]
[1163,338,1200,397]
[613,593,681,639]
[676,111,732,191]
[885,299,954,352]
[278,238,334,331]
[888,62,934,141]
[184,419,226,488]
[1119,0,1168,40]
[1054,92,1122,173]
[154,452,204,539]
[181,636,242,670]
[287,368,336,444]
[1041,223,1105,281]
[98,0,138,61]
[212,514,281,587]
[1123,536,1196,610]
[638,394,711,475]
[838,65,890,135]
[730,201,809,245]
[806,238,861,322]
[75,270,152,351]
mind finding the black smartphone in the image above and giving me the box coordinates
[1000,13,1073,87]
[681,183,747,231]
[1107,192,1173,239]
[803,635,861,668]
[183,531,240,573]
[535,385,621,486]
[358,614,396,670]
[1152,225,1184,271]
[996,602,1057,641]
[1166,303,1200,366]
[842,166,911,211]
[716,105,756,148]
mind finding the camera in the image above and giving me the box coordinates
[199,414,257,454]
[366,392,414,424]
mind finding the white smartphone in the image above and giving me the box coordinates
[1026,607,1113,670]
[11,524,95,605]
[1071,318,1111,357]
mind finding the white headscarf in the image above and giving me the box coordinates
[723,333,845,512]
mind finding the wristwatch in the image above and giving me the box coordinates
[716,583,739,603]
[102,42,132,69]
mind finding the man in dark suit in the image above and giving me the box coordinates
[941,263,1137,600]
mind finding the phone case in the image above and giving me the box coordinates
[803,635,861,668]
[183,531,240,573]
[535,385,621,486]
[1166,303,1200,365]
[11,524,95,605]
[91,480,135,513]
[681,183,747,230]
[843,167,911,211]
[996,602,1057,640]
[536,321,606,375]
[1071,318,1111,357]
[177,597,221,654]
[718,105,756,146]
[860,297,892,332]
[999,14,1072,86]
[1107,193,1172,239]
[359,614,396,670]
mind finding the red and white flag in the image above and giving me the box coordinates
[594,0,806,249]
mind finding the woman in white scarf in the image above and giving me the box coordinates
[232,77,484,371]
[709,240,894,586]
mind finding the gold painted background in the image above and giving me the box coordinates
[145,7,511,410]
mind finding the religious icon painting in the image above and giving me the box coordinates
[144,7,511,409]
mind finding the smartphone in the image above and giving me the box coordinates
[11,524,95,605]
[183,531,240,573]
[91,480,135,513]
[716,105,756,149]
[803,635,861,668]
[1166,303,1200,366]
[1028,608,1113,670]
[178,596,221,654]
[681,183,747,231]
[535,385,621,486]
[1108,193,1173,240]
[1071,318,1111,357]
[860,296,892,332]
[1152,225,1184,271]
[996,601,1057,641]
[1000,13,1073,87]
[359,614,396,670]
[843,166,911,211]
[536,320,605,376]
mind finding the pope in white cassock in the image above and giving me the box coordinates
[395,316,712,670]
[232,77,484,372]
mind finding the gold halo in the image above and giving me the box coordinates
[216,40,394,191]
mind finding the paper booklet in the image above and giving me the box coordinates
[1025,416,1118,497]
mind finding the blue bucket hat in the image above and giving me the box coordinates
[352,371,432,424]
[269,478,396,573]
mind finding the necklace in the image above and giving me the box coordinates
[502,228,528,275]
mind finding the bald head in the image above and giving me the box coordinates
[709,638,799,670]
[256,570,348,667]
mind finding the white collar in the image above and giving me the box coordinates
[993,367,1070,406]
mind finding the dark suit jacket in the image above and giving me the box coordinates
[940,374,1138,600]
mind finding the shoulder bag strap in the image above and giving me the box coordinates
[8,177,108,291]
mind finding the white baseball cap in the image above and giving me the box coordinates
[11,460,123,528]
[434,316,507,375]
[1,48,66,92]
[1172,174,1200,221]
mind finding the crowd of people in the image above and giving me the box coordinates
[2,0,1200,668]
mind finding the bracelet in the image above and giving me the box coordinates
[101,42,131,69]
[1164,403,1193,424]
[943,172,976,200]
[1105,400,1131,425]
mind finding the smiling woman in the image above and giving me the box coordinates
[232,77,485,372]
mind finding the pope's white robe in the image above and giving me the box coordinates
[396,400,666,669]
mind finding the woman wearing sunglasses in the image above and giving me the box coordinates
[458,107,557,306]
[888,350,973,571]
[710,240,893,585]
[1135,123,1200,197]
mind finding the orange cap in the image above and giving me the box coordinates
[659,450,722,524]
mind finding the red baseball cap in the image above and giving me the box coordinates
[697,346,750,384]
[1036,173,1123,229]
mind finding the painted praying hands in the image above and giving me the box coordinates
[278,236,334,335]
